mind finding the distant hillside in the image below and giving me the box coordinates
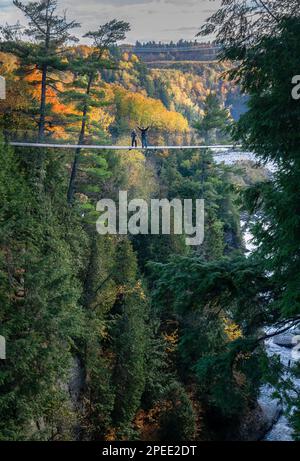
[104,52,247,125]
[150,62,248,122]
[121,41,220,63]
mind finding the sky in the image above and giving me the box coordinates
[0,0,221,44]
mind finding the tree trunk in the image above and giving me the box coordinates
[33,62,48,182]
[67,73,93,205]
[38,64,48,141]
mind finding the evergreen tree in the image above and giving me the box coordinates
[66,20,130,204]
[150,255,271,423]
[111,240,148,436]
[159,382,196,441]
[0,0,80,142]
[229,18,300,436]
[194,92,231,144]
[202,3,300,437]
[199,0,298,49]
[0,142,88,440]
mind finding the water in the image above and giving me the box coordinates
[243,215,300,441]
[233,150,299,441]
[243,220,299,440]
[259,333,298,441]
[214,150,257,164]
[213,149,276,173]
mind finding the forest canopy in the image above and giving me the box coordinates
[0,0,299,444]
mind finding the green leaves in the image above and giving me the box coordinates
[217,15,300,437]
[0,142,88,440]
[84,20,130,50]
[194,92,232,144]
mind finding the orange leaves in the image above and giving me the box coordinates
[24,68,74,126]
[1,47,191,139]
[134,405,163,441]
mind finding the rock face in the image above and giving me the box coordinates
[68,356,85,407]
[223,400,282,442]
[273,334,295,348]
[67,356,86,441]
[236,402,282,441]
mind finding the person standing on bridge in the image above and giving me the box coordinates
[131,129,138,148]
[138,126,150,149]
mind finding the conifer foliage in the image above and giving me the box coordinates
[1,0,300,443]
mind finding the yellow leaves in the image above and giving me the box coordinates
[163,329,179,354]
[71,44,93,59]
[89,105,115,132]
[222,317,243,342]
[135,280,147,301]
[151,65,233,122]
[119,60,132,71]
[2,48,191,140]
[116,280,147,302]
[112,84,189,133]
[115,139,157,198]
[105,428,117,441]
[0,52,18,74]
[130,54,140,64]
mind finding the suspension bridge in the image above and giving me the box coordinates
[7,142,256,163]
[9,142,242,152]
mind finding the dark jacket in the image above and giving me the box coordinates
[138,127,149,137]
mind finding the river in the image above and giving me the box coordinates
[244,227,300,441]
[259,332,300,441]
[220,151,299,441]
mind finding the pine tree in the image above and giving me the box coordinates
[149,254,270,422]
[194,92,231,144]
[111,240,148,436]
[0,0,80,142]
[159,382,196,441]
[202,4,300,437]
[228,18,300,436]
[0,141,87,440]
[66,20,130,204]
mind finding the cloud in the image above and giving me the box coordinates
[96,0,151,4]
[0,0,12,9]
[0,0,221,43]
[164,26,200,32]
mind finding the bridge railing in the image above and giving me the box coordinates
[132,47,221,54]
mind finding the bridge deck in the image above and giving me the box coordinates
[9,142,242,151]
